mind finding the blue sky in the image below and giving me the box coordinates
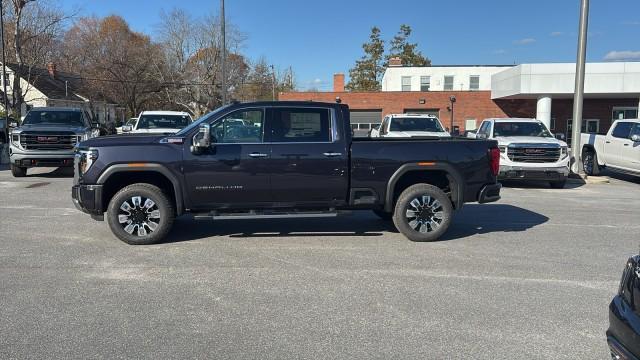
[61,0,640,90]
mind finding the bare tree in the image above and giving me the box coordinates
[2,0,72,117]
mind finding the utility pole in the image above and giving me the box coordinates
[270,64,276,101]
[0,0,9,141]
[220,0,227,105]
[570,0,589,175]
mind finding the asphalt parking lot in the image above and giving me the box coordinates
[1,166,639,359]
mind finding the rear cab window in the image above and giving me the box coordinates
[268,108,332,143]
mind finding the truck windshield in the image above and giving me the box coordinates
[493,122,552,137]
[390,117,444,132]
[137,115,190,130]
[22,110,85,127]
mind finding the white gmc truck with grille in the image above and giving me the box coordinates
[473,118,570,188]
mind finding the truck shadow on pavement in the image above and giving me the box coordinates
[165,204,547,243]
[440,204,549,241]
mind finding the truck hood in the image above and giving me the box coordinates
[495,136,567,147]
[12,124,89,134]
[387,131,451,138]
[79,134,166,148]
[131,128,181,134]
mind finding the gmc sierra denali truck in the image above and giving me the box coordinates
[72,101,502,245]
[581,119,640,177]
[9,107,100,177]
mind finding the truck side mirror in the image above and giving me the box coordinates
[555,133,566,141]
[631,134,640,142]
[191,123,211,153]
[122,125,132,133]
[9,121,17,128]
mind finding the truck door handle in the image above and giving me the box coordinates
[605,141,611,144]
[323,152,342,157]
[248,152,268,158]
[624,143,629,146]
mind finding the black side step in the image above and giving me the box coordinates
[193,209,350,221]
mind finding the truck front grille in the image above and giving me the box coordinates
[507,145,561,163]
[20,132,77,150]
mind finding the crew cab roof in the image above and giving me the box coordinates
[139,111,191,116]
[388,113,439,118]
[486,118,541,123]
[27,107,84,112]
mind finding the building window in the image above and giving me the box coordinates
[420,76,431,91]
[401,76,412,91]
[550,118,556,131]
[469,75,480,91]
[612,107,638,120]
[465,119,477,131]
[444,76,454,91]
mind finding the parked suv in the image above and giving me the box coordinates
[473,118,570,188]
[607,253,640,360]
[9,107,99,177]
[72,101,501,245]
[370,113,450,138]
[122,111,192,134]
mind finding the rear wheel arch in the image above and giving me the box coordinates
[384,163,463,213]
[98,164,183,215]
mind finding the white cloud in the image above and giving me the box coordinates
[513,38,536,45]
[313,78,322,84]
[604,50,640,61]
[550,31,563,37]
[492,49,507,55]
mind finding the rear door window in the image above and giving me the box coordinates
[268,108,332,142]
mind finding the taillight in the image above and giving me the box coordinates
[489,147,500,177]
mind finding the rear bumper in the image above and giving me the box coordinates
[477,183,501,204]
[499,165,569,181]
[72,184,103,217]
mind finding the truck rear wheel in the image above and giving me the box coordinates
[393,184,453,242]
[106,183,175,245]
[11,164,26,177]
[582,150,599,176]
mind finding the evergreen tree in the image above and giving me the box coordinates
[385,24,431,67]
[345,27,385,91]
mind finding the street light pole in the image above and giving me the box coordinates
[0,0,9,141]
[449,95,456,133]
[220,0,227,106]
[570,0,590,175]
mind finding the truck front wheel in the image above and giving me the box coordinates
[106,183,175,245]
[393,184,453,242]
[11,164,26,177]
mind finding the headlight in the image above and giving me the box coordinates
[76,149,98,177]
[561,146,568,159]
[10,133,20,146]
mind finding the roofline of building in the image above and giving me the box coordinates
[387,64,515,69]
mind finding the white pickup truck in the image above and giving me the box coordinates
[473,118,570,188]
[370,113,450,138]
[581,119,640,176]
[122,111,192,134]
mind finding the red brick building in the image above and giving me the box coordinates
[280,63,640,141]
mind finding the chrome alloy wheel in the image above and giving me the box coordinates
[118,196,160,237]
[405,195,444,233]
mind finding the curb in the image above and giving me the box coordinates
[566,176,609,184]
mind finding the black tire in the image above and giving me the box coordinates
[392,184,453,242]
[372,209,392,221]
[106,183,175,245]
[582,150,599,176]
[11,164,26,177]
[549,179,567,189]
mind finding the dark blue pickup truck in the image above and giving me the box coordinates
[72,101,501,245]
